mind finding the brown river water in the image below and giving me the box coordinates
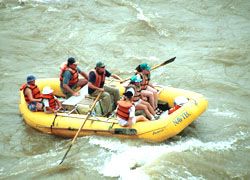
[0,0,249,179]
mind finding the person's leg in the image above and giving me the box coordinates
[77,79,88,88]
[36,102,44,111]
[102,92,112,115]
[61,84,78,99]
[135,103,153,120]
[61,87,71,99]
[104,85,120,110]
[91,90,112,116]
[141,90,155,109]
[28,102,43,111]
[141,100,155,116]
[28,102,37,112]
[135,115,149,122]
[147,86,158,108]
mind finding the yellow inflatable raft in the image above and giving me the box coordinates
[19,78,208,142]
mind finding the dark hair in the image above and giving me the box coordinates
[123,91,133,99]
[67,57,75,66]
[135,65,142,72]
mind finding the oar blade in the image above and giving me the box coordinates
[151,57,176,70]
[161,57,176,66]
[59,144,73,165]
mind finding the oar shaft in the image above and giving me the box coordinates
[71,92,102,142]
[59,91,102,165]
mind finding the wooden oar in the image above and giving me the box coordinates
[59,91,103,165]
[120,57,176,84]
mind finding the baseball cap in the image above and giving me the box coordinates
[67,57,77,65]
[130,75,142,83]
[96,61,105,68]
[140,63,151,71]
[27,75,36,83]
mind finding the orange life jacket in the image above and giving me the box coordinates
[138,73,150,90]
[59,63,79,86]
[41,94,57,110]
[126,84,141,102]
[116,100,133,120]
[20,83,41,103]
[89,69,106,88]
[168,105,181,115]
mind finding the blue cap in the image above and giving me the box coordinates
[140,63,151,71]
[27,75,36,83]
[130,75,142,83]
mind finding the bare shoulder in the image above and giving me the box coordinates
[24,87,31,95]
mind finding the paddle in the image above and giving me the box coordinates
[120,57,176,83]
[59,91,103,165]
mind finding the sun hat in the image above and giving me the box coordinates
[27,75,36,83]
[140,63,151,71]
[130,75,142,83]
[42,86,54,95]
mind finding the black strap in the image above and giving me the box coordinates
[50,114,58,131]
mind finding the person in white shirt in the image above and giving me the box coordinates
[116,91,149,128]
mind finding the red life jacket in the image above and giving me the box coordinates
[59,63,79,86]
[20,83,41,103]
[90,69,106,88]
[168,105,181,115]
[41,94,57,110]
[126,84,141,102]
[116,100,133,120]
[139,73,150,90]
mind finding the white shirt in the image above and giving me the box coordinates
[128,105,135,118]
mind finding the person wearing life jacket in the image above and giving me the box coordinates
[41,86,62,113]
[135,63,158,110]
[168,96,189,115]
[88,61,122,116]
[60,57,88,98]
[126,75,158,120]
[20,75,43,112]
[116,91,149,128]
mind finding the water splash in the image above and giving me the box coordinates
[209,108,238,118]
[87,132,245,178]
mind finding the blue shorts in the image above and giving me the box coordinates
[28,102,37,112]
